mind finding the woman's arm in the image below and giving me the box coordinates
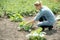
[26,19,35,25]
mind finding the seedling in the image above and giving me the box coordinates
[10,13,23,22]
[18,21,33,32]
[26,27,46,40]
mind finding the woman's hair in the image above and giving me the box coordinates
[34,1,42,6]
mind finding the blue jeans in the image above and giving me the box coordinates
[38,16,53,31]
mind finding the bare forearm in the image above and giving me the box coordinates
[29,20,35,23]
[26,19,35,24]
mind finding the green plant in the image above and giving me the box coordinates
[0,0,37,16]
[26,28,46,40]
[0,4,5,17]
[0,8,3,17]
[29,36,46,40]
[31,27,42,34]
[18,21,33,31]
[10,13,23,22]
[51,6,60,14]
[0,0,60,17]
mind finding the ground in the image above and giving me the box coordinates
[0,17,60,40]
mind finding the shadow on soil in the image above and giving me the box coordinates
[44,29,57,35]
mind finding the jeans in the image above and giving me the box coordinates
[37,16,53,31]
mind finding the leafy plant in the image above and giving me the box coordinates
[29,36,46,40]
[0,0,60,17]
[31,27,42,34]
[0,8,4,17]
[6,11,14,18]
[18,21,33,31]
[10,13,23,22]
[26,28,46,40]
[0,0,37,16]
[51,5,60,15]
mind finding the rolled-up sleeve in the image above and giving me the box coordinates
[34,10,45,21]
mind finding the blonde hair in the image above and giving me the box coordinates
[34,1,42,6]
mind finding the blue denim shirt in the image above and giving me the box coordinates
[34,6,56,25]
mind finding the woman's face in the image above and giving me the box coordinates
[35,4,41,10]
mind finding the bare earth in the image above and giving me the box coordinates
[0,17,60,40]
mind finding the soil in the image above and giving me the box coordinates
[0,17,60,40]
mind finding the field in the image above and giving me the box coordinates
[0,0,60,40]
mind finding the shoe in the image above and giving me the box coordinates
[42,27,45,31]
[48,27,52,31]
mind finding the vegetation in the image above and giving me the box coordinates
[0,0,60,40]
[0,0,60,17]
[10,13,23,22]
[18,21,33,31]
[0,0,36,16]
[26,28,46,40]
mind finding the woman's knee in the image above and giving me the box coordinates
[37,22,42,27]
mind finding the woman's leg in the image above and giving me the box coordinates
[37,21,53,31]
[37,22,46,31]
[39,16,47,22]
[48,26,53,31]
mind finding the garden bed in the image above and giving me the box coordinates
[0,17,60,40]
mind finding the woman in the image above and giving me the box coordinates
[25,1,56,31]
